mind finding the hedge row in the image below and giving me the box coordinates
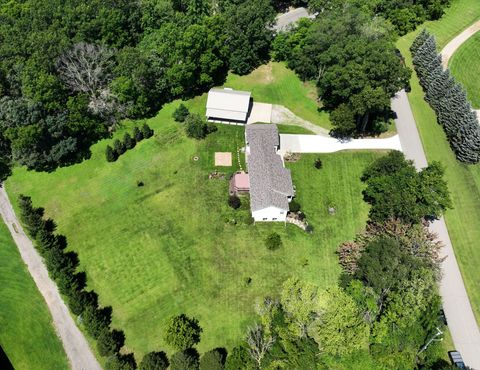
[106,124,154,162]
[18,195,136,369]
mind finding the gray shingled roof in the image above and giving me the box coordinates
[245,124,294,212]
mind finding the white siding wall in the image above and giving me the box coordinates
[252,207,287,222]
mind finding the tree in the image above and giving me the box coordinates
[97,329,125,357]
[164,314,202,350]
[228,195,241,209]
[224,346,256,370]
[142,123,154,139]
[173,104,190,122]
[184,114,207,139]
[224,0,276,75]
[309,286,370,356]
[362,151,451,223]
[330,103,357,137]
[133,126,144,142]
[82,304,113,339]
[354,237,423,306]
[106,145,117,162]
[170,349,200,370]
[199,348,226,370]
[123,132,136,150]
[68,290,99,316]
[245,324,275,367]
[56,42,118,118]
[289,200,301,212]
[140,351,169,370]
[265,232,282,250]
[105,353,137,370]
[113,139,126,156]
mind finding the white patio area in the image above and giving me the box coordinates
[278,134,402,155]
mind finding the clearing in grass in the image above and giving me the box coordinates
[396,0,480,322]
[0,221,69,370]
[5,96,381,358]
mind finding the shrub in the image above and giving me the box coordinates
[228,195,241,209]
[105,353,137,370]
[106,145,117,162]
[200,348,227,370]
[97,329,125,357]
[265,232,282,250]
[133,126,144,142]
[173,103,190,122]
[289,200,301,213]
[170,349,199,370]
[164,314,202,351]
[113,139,126,156]
[142,123,154,138]
[314,158,322,169]
[123,132,136,150]
[140,351,169,370]
[184,113,207,139]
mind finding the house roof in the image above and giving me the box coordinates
[206,88,251,121]
[246,124,294,212]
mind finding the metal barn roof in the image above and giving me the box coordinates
[206,88,251,122]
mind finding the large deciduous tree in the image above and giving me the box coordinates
[164,314,202,351]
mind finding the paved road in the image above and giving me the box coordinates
[392,90,480,369]
[279,133,402,155]
[274,7,315,32]
[0,187,102,370]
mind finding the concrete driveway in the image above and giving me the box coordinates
[274,7,315,32]
[278,134,402,155]
[247,102,272,124]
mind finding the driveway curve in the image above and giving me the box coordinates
[0,187,102,370]
[441,20,480,68]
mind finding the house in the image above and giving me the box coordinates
[245,124,294,222]
[206,88,251,123]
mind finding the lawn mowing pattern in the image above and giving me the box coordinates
[449,31,480,108]
[397,0,480,322]
[225,62,331,130]
[0,221,69,370]
[5,96,380,358]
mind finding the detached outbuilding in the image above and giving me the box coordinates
[206,88,251,124]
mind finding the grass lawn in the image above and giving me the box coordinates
[225,62,332,130]
[5,93,380,358]
[449,31,480,108]
[0,221,68,370]
[397,0,480,324]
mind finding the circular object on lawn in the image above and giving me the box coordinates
[193,156,199,161]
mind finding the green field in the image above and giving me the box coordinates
[5,92,380,357]
[0,221,68,370]
[449,31,480,108]
[225,62,331,129]
[397,0,480,323]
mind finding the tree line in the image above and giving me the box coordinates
[220,151,453,369]
[0,0,276,177]
[411,29,480,164]
[106,124,154,162]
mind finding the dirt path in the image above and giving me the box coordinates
[271,104,330,135]
[440,20,480,121]
[392,90,480,369]
[441,20,480,68]
[0,186,102,370]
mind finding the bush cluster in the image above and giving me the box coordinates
[18,195,134,367]
[184,114,217,140]
[106,123,154,162]
[411,30,480,164]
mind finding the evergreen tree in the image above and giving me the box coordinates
[106,145,117,162]
[113,139,126,156]
[97,329,126,357]
[142,123,154,138]
[133,126,144,142]
[123,132,136,150]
